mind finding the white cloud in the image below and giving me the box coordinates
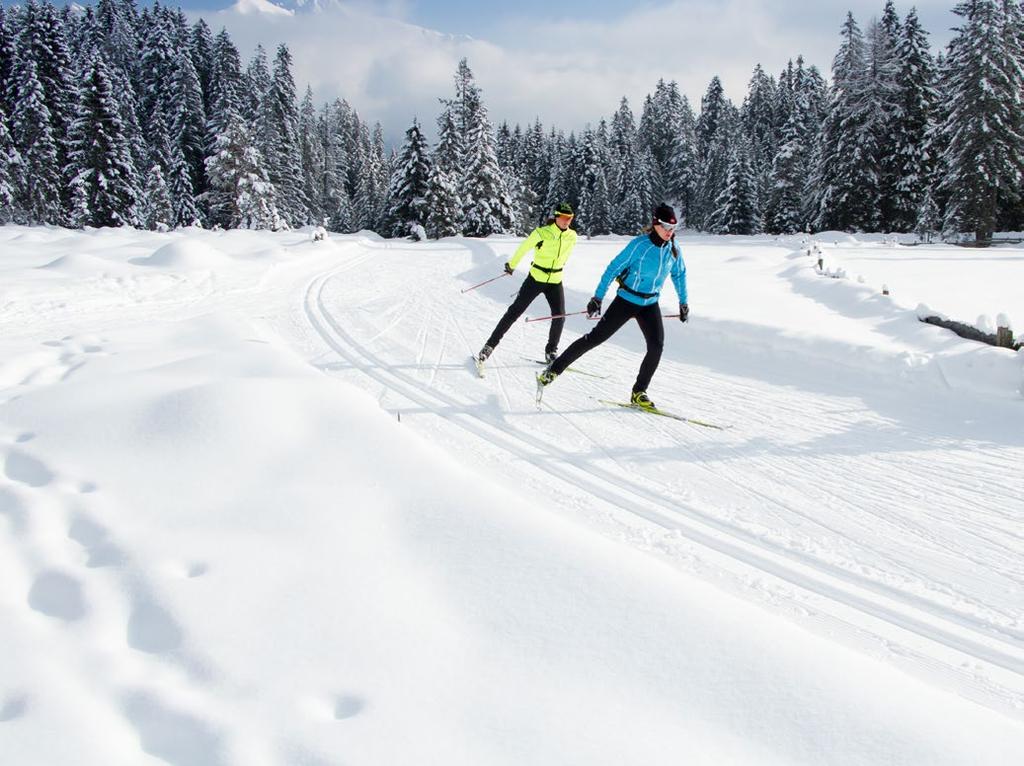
[205,0,958,143]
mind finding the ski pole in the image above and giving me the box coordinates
[525,310,589,323]
[589,313,682,320]
[460,272,510,294]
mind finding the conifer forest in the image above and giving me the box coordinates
[2,0,1023,243]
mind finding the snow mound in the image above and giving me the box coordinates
[132,240,234,271]
[36,253,138,277]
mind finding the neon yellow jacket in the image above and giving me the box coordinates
[507,223,579,285]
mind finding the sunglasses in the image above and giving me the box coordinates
[555,212,574,220]
[655,219,677,231]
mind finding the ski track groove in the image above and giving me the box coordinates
[302,263,1024,718]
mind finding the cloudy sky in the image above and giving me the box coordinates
[181,1,958,141]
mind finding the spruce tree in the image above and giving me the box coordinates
[866,8,903,230]
[664,96,698,223]
[266,44,309,226]
[167,147,201,227]
[741,64,779,207]
[425,104,462,237]
[693,76,735,228]
[11,53,62,223]
[67,56,140,228]
[139,163,174,230]
[170,45,207,203]
[385,118,432,237]
[461,99,515,237]
[0,114,20,223]
[890,8,937,232]
[0,7,16,117]
[938,0,1024,241]
[575,126,613,236]
[298,87,324,225]
[710,141,761,234]
[811,13,880,231]
[204,116,278,230]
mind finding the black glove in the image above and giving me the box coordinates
[503,262,514,275]
[587,296,602,317]
[679,303,689,323]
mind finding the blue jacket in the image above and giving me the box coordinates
[595,233,687,307]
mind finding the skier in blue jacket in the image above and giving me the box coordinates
[537,203,688,409]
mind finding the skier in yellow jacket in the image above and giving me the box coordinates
[476,202,579,365]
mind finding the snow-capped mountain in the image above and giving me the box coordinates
[227,0,295,16]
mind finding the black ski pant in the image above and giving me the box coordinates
[551,296,665,394]
[485,275,565,356]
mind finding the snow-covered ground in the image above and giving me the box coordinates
[1,225,1022,765]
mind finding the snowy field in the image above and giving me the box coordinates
[1,224,1022,765]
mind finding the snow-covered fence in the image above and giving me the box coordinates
[918,309,1019,351]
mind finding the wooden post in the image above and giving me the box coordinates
[996,326,1014,348]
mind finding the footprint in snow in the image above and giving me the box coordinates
[127,600,184,655]
[28,570,87,622]
[0,693,29,722]
[67,515,126,568]
[123,691,227,766]
[0,488,29,535]
[333,694,366,720]
[3,450,55,488]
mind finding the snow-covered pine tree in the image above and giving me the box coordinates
[0,6,16,117]
[139,163,174,230]
[663,95,698,224]
[95,0,140,79]
[206,29,244,148]
[266,44,309,227]
[637,79,685,201]
[614,142,655,234]
[384,118,431,237]
[0,112,20,223]
[811,13,880,232]
[543,131,571,218]
[890,7,937,232]
[299,86,324,225]
[765,82,812,235]
[204,115,278,230]
[709,140,762,234]
[67,55,140,228]
[320,99,352,232]
[167,147,201,227]
[461,99,516,237]
[243,44,272,146]
[914,184,941,242]
[521,119,549,225]
[424,103,463,238]
[866,5,903,230]
[693,76,736,229]
[741,64,779,209]
[575,126,613,236]
[170,44,206,205]
[190,18,214,115]
[10,52,62,224]
[139,4,176,170]
[938,0,1024,242]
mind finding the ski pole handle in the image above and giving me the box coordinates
[460,272,510,294]
[525,310,589,323]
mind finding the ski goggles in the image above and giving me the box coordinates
[654,218,677,231]
[554,211,575,220]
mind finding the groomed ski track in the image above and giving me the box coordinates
[292,236,1024,721]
